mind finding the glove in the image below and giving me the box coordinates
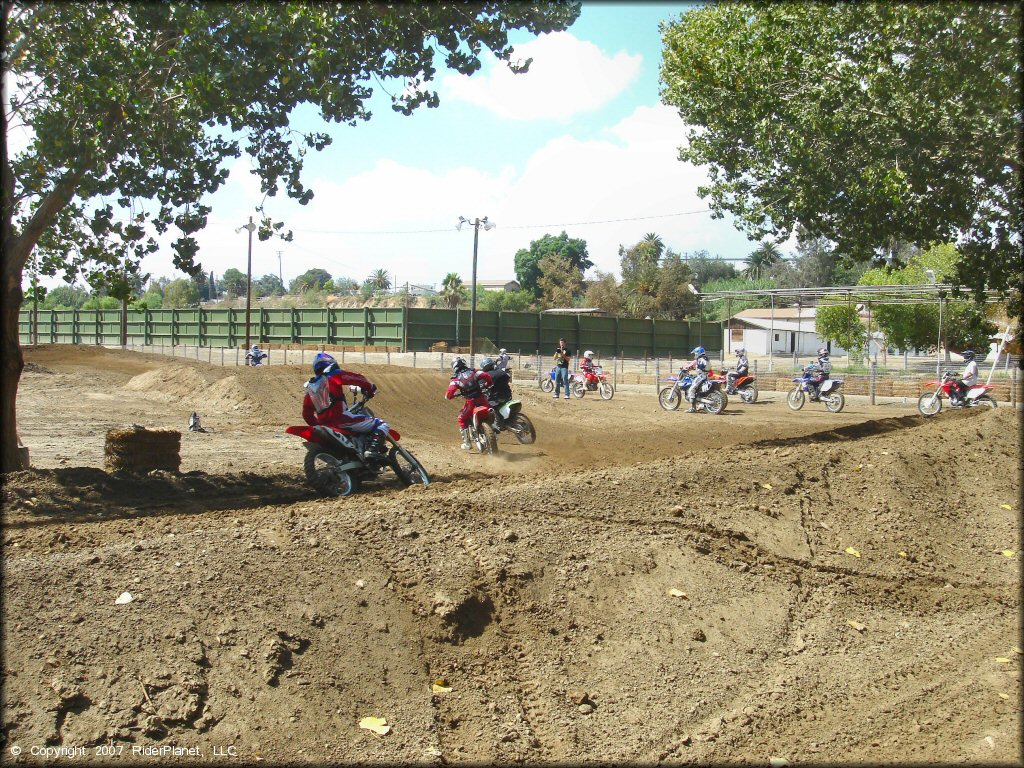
[366,384,377,399]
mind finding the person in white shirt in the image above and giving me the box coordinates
[951,349,978,404]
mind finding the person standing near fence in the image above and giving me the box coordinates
[553,338,572,399]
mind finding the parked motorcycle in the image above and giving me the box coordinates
[722,371,758,403]
[540,367,559,393]
[788,371,845,413]
[285,395,429,496]
[659,371,727,414]
[492,399,536,444]
[570,367,615,400]
[917,372,997,416]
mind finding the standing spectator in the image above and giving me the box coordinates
[553,338,572,399]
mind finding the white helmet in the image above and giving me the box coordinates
[735,347,745,355]
[583,350,594,360]
[499,348,507,354]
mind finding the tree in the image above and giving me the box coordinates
[743,242,782,280]
[684,250,738,287]
[254,273,285,297]
[584,271,624,316]
[661,3,1021,304]
[815,305,868,357]
[162,278,200,308]
[290,268,333,294]
[654,252,699,320]
[478,289,534,313]
[514,232,592,298]
[366,268,391,293]
[700,277,776,321]
[42,284,88,310]
[620,240,699,319]
[2,3,581,470]
[537,253,584,309]
[221,269,247,299]
[330,277,359,296]
[439,273,467,309]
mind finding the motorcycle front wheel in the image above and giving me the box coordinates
[599,381,614,400]
[571,381,586,399]
[390,444,430,487]
[824,391,845,413]
[506,413,536,444]
[540,378,554,393]
[787,389,806,411]
[304,450,357,497]
[659,386,681,411]
[739,384,758,404]
[917,392,942,417]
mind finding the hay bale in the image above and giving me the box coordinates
[105,425,181,474]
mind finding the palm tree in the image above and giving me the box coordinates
[743,241,782,280]
[641,232,665,262]
[439,272,466,309]
[367,268,391,292]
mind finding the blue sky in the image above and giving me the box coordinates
[26,2,777,291]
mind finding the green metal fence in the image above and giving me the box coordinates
[19,307,721,357]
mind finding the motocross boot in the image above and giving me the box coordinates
[460,429,472,450]
[363,430,388,461]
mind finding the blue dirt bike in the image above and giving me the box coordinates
[658,371,727,414]
[788,369,845,413]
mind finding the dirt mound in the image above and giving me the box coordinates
[3,346,1020,764]
[125,365,213,401]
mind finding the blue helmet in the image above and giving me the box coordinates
[691,346,706,357]
[313,352,338,377]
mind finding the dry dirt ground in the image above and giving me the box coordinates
[2,345,1021,765]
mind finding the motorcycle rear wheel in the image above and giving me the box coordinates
[659,386,681,411]
[304,450,357,496]
[824,391,845,413]
[506,413,536,444]
[599,381,614,400]
[917,392,942,417]
[540,378,554,393]
[389,444,430,487]
[974,395,997,410]
[787,389,805,411]
[478,422,499,454]
[739,384,758,404]
[703,391,726,415]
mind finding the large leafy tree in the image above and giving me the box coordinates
[661,3,1021,302]
[220,268,247,299]
[290,268,333,294]
[684,250,737,287]
[1,2,580,470]
[514,231,592,298]
[537,253,583,309]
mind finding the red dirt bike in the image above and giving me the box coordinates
[458,396,501,454]
[917,372,997,417]
[570,367,615,400]
[721,371,758,403]
[285,394,430,496]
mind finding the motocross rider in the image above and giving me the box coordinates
[805,347,831,400]
[445,356,494,450]
[496,348,513,372]
[301,352,389,460]
[249,344,264,365]
[683,346,710,413]
[726,347,748,392]
[950,349,978,405]
[580,350,597,383]
[480,357,512,430]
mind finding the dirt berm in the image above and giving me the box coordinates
[2,345,1020,764]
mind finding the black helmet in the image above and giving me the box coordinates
[480,357,496,372]
[451,356,468,374]
[962,349,975,362]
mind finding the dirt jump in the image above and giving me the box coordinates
[2,345,1020,764]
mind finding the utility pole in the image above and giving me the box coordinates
[456,215,495,362]
[276,250,283,288]
[236,216,257,349]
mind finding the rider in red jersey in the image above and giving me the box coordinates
[445,356,494,449]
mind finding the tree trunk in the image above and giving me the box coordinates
[1,240,27,472]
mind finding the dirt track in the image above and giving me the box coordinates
[2,345,1021,764]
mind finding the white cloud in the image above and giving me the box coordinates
[441,32,642,120]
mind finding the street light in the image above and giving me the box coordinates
[456,215,495,362]
[235,215,257,349]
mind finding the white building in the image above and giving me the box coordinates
[476,279,522,293]
[723,307,885,358]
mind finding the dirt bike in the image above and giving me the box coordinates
[285,395,429,496]
[245,349,268,366]
[491,399,536,444]
[722,371,758,403]
[917,372,997,416]
[540,368,558,393]
[463,398,500,454]
[788,370,845,413]
[570,367,615,400]
[659,371,727,414]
